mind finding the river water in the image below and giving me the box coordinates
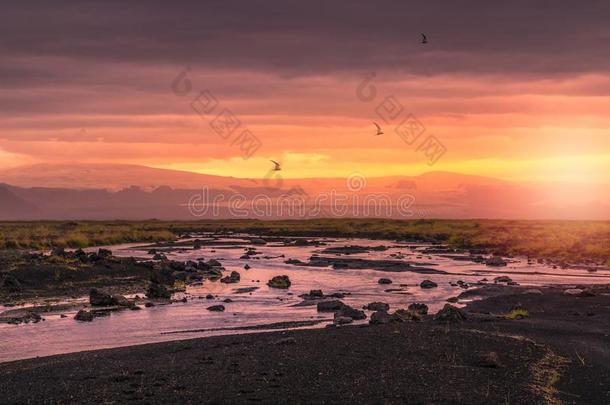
[1,235,608,363]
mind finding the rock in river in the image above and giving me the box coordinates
[364,302,390,312]
[74,310,94,322]
[267,275,291,289]
[309,289,324,298]
[485,256,507,266]
[90,289,132,307]
[333,315,354,325]
[220,271,241,284]
[89,288,117,306]
[378,278,392,285]
[336,305,366,320]
[316,300,345,312]
[419,280,438,289]
[206,305,225,312]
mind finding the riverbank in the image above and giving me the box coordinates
[1,284,608,404]
[2,219,610,265]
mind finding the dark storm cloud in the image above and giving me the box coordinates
[1,0,610,77]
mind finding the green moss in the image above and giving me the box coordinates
[505,308,529,320]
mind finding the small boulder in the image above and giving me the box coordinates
[207,259,222,267]
[97,248,112,259]
[364,302,390,312]
[203,268,223,280]
[206,305,225,312]
[493,276,513,283]
[74,310,94,322]
[378,278,392,285]
[16,311,42,324]
[285,258,303,265]
[111,294,134,308]
[408,303,428,315]
[392,309,421,322]
[267,275,291,289]
[333,315,354,325]
[316,300,345,312]
[244,264,251,270]
[336,305,366,320]
[434,304,466,323]
[485,256,507,266]
[564,288,595,297]
[420,280,438,289]
[294,239,311,246]
[220,271,241,284]
[369,310,392,325]
[89,289,116,306]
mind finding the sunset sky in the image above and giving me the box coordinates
[1,1,610,184]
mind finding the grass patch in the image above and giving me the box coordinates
[0,219,609,264]
[505,308,529,320]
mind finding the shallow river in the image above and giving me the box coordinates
[1,235,609,363]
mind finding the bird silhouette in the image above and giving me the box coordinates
[270,160,281,171]
[373,122,384,136]
[421,33,428,44]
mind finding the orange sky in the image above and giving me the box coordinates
[1,1,609,186]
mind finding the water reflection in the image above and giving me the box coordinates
[1,235,608,362]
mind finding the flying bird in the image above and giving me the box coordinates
[373,122,384,136]
[421,33,428,44]
[270,160,281,171]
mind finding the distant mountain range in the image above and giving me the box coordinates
[0,164,608,220]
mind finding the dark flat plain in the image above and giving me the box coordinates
[1,285,609,404]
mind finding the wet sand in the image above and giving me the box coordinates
[1,284,608,404]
